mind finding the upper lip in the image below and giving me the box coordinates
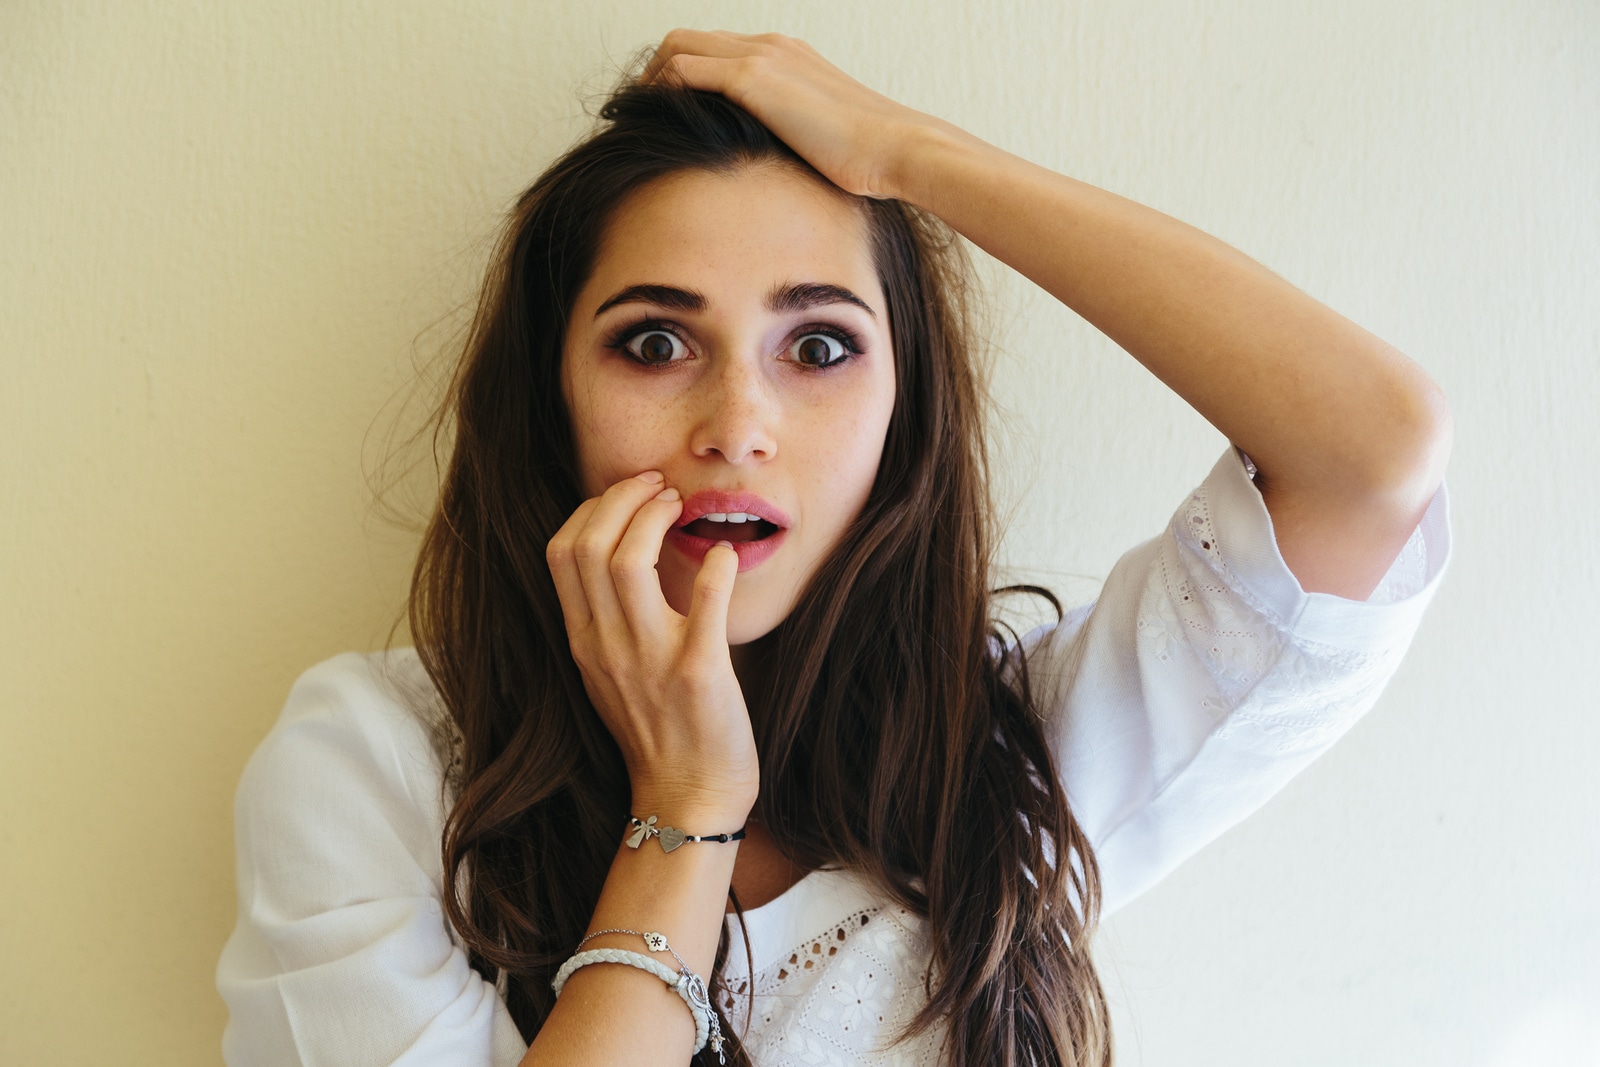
[672,490,791,529]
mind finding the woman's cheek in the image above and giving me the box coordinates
[570,384,675,495]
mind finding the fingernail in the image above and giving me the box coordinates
[715,540,734,549]
[638,470,664,483]
[655,487,681,502]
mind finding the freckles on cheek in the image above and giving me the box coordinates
[576,396,674,491]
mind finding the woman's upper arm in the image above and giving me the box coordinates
[1255,392,1451,602]
[216,653,526,1067]
[1023,449,1452,918]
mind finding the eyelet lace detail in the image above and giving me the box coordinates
[721,905,947,1066]
[1370,522,1429,605]
[1136,484,1423,755]
[1137,488,1282,715]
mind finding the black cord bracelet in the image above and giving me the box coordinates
[625,814,747,853]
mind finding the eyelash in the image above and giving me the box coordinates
[601,317,864,371]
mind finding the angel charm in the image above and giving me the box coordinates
[625,814,658,849]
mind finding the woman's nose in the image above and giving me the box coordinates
[688,358,778,464]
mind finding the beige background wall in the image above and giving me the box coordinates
[3,1,1596,1063]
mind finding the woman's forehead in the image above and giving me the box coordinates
[579,164,884,316]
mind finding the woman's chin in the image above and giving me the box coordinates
[726,613,782,648]
[725,576,799,647]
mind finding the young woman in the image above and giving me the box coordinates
[217,30,1453,1067]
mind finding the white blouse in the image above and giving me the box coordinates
[216,450,1451,1066]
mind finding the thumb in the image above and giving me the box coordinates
[686,541,739,653]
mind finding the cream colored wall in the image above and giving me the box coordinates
[3,2,1595,1063]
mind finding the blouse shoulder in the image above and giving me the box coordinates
[216,650,525,1067]
[241,654,460,869]
[1015,448,1452,916]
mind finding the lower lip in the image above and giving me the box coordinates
[665,526,787,572]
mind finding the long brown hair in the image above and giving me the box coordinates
[409,75,1111,1066]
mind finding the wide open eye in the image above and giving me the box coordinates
[621,328,689,366]
[786,331,853,368]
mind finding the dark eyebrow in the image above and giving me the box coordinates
[592,281,877,319]
[594,284,707,317]
[766,282,877,318]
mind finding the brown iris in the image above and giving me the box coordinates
[796,336,833,366]
[638,332,676,363]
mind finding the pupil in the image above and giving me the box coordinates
[799,337,831,365]
[641,333,674,362]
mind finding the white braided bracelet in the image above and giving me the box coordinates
[550,938,723,1062]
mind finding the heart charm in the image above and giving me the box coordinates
[658,826,687,853]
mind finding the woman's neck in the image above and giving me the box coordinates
[729,632,778,718]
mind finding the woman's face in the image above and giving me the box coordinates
[561,164,897,645]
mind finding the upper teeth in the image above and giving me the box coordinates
[704,512,757,523]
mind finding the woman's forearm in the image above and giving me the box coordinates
[638,29,1450,593]
[889,122,1452,597]
[520,832,738,1066]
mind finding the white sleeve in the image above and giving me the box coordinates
[216,652,528,1067]
[1021,449,1452,918]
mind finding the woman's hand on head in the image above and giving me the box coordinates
[643,29,944,200]
[546,470,759,825]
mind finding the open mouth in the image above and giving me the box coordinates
[679,513,783,543]
[667,495,791,572]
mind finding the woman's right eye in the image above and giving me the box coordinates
[622,329,689,365]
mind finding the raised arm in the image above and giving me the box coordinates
[649,30,1453,599]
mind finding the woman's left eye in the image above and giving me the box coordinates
[786,332,853,368]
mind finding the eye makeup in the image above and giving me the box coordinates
[599,316,867,370]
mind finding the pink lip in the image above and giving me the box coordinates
[666,490,791,573]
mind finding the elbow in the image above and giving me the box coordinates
[1369,370,1453,515]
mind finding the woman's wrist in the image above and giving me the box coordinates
[627,783,756,834]
[528,805,740,1065]
[879,116,1000,211]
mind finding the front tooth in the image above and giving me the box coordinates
[706,513,728,522]
[727,513,748,523]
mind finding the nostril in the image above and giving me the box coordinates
[693,426,777,463]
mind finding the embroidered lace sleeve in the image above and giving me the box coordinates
[1020,449,1452,917]
[216,652,527,1067]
